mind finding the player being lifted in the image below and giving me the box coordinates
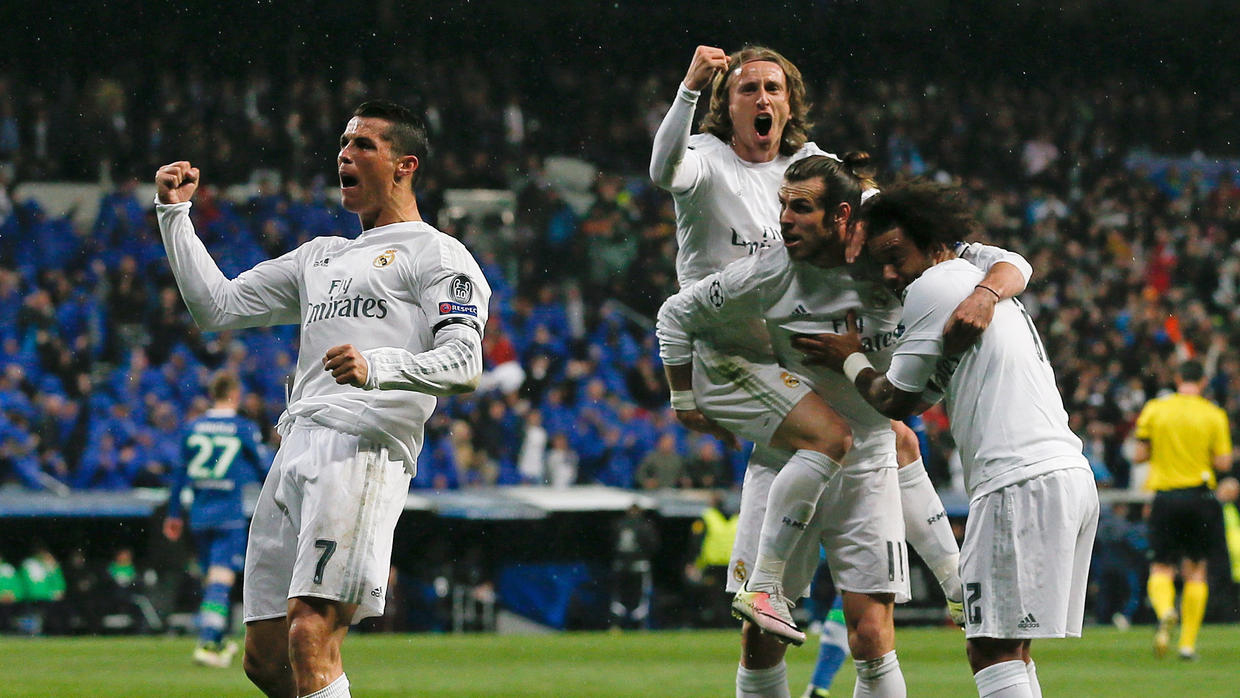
[164,371,271,668]
[657,155,1031,698]
[156,100,490,698]
[651,46,1021,697]
[804,181,1099,698]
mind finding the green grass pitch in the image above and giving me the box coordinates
[2,625,1237,696]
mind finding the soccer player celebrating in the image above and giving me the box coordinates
[155,100,490,698]
[651,46,1006,697]
[803,181,1099,698]
[657,156,1030,698]
[164,371,271,668]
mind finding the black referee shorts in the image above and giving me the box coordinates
[1148,485,1224,564]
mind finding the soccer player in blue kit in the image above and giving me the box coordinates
[164,371,271,668]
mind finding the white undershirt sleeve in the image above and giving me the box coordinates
[362,325,482,395]
[156,200,302,331]
[656,254,766,365]
[956,242,1033,286]
[649,83,705,193]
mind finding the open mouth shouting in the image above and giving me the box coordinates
[339,172,360,190]
[755,113,773,138]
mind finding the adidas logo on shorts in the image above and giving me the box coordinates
[1017,613,1039,629]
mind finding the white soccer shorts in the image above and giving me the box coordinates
[728,456,910,604]
[960,465,1099,639]
[692,340,812,448]
[244,422,411,625]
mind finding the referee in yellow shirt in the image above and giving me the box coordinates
[1134,359,1233,660]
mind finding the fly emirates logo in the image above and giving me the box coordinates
[305,277,389,325]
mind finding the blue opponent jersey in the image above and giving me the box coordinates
[167,408,271,530]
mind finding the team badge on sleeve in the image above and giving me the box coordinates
[373,250,396,268]
[708,279,724,308]
[450,275,474,303]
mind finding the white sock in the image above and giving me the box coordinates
[301,673,350,698]
[736,661,791,698]
[1025,660,1042,698]
[748,450,839,591]
[974,661,1032,698]
[852,650,906,698]
[898,459,961,601]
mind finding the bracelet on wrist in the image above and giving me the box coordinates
[975,284,1001,301]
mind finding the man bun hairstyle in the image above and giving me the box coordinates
[783,152,873,214]
[700,45,812,157]
[862,179,980,253]
[353,100,430,187]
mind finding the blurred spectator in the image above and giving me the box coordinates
[636,433,686,490]
[609,504,659,629]
[18,542,66,635]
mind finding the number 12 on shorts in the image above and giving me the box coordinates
[314,539,337,585]
[965,582,982,625]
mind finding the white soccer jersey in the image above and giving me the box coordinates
[156,201,490,472]
[650,84,828,358]
[657,245,1032,468]
[886,258,1088,497]
[658,246,902,468]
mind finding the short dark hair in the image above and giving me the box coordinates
[208,371,241,402]
[1177,359,1205,384]
[862,180,980,253]
[353,100,430,186]
[783,152,875,214]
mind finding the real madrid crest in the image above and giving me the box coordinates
[780,371,800,388]
[373,249,396,268]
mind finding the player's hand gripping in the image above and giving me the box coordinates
[674,408,740,450]
[791,310,864,372]
[683,45,730,92]
[323,344,370,388]
[155,161,201,204]
[941,287,998,355]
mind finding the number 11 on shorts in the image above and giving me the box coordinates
[314,539,337,585]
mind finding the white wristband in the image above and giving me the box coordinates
[670,389,697,411]
[842,352,874,384]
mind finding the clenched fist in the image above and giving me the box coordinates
[155,161,201,204]
[324,344,370,388]
[684,45,730,92]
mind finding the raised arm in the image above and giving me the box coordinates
[942,243,1034,355]
[649,46,729,192]
[155,162,301,331]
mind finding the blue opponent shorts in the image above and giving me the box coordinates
[194,526,247,572]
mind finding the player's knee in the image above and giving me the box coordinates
[965,637,1022,673]
[242,646,288,695]
[803,422,851,463]
[847,616,889,660]
[893,424,920,465]
[740,621,787,668]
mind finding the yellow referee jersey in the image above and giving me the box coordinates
[1135,393,1232,490]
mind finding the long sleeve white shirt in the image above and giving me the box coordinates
[157,200,490,471]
